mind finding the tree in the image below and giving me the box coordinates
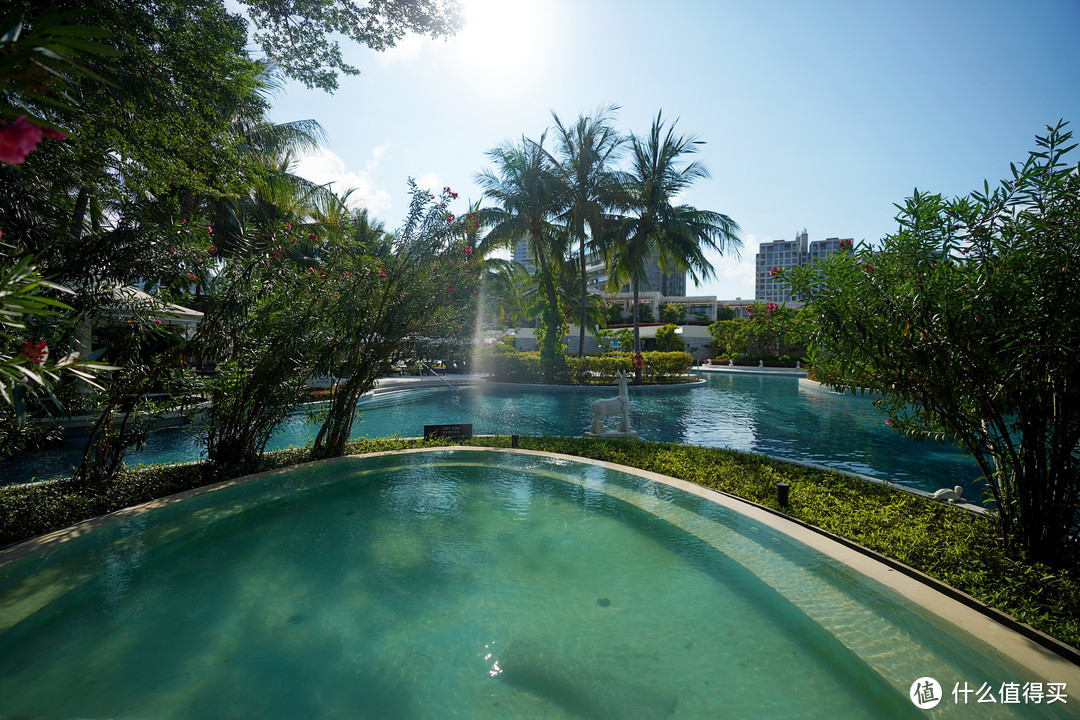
[607,112,741,381]
[311,182,477,456]
[706,318,748,360]
[660,302,685,325]
[476,134,568,381]
[654,323,683,352]
[549,105,625,356]
[521,257,607,344]
[241,0,463,91]
[784,121,1080,566]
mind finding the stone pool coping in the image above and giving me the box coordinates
[2,445,1078,682]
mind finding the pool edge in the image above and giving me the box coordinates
[2,444,1077,684]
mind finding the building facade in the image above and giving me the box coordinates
[755,230,852,302]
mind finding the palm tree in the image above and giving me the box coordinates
[549,105,625,356]
[607,111,741,381]
[479,258,531,329]
[475,134,569,379]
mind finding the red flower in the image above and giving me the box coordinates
[766,302,778,314]
[209,245,217,253]
[187,273,197,280]
[180,219,187,224]
[769,266,780,277]
[309,232,318,240]
[0,116,44,164]
[463,245,473,256]
[839,239,853,251]
[21,339,48,364]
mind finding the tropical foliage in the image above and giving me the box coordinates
[605,112,741,380]
[783,122,1080,566]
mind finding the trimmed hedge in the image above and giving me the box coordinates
[1,435,1077,652]
[474,346,695,384]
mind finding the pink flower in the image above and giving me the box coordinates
[180,219,187,225]
[154,318,162,325]
[769,266,780,278]
[206,226,213,233]
[766,302,777,314]
[286,222,292,230]
[839,239,853,250]
[0,116,44,164]
[187,273,197,280]
[209,245,217,253]
[446,213,455,224]
[463,245,473,256]
[21,339,48,364]
[308,232,317,240]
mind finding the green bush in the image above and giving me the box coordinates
[642,351,694,381]
[654,323,684,352]
[476,346,693,384]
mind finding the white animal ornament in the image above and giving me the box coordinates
[586,371,637,439]
[932,485,964,503]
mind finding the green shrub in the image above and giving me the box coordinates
[642,351,694,380]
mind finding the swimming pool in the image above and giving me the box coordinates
[1,372,983,501]
[0,449,1068,718]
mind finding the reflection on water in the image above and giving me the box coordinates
[1,373,984,501]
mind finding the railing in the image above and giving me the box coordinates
[420,362,462,395]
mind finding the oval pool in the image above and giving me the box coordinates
[0,449,1069,719]
[0,372,984,501]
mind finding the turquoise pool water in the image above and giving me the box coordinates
[0,450,1055,719]
[1,372,983,501]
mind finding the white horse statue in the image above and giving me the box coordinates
[585,371,637,439]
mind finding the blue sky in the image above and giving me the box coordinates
[261,0,1080,300]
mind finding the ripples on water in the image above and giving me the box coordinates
[1,373,983,501]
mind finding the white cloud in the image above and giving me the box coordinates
[413,172,444,193]
[292,146,393,216]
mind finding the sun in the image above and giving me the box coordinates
[452,0,553,78]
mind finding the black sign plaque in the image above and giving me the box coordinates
[424,423,473,439]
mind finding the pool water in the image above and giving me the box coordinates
[0,451,1058,719]
[1,373,983,501]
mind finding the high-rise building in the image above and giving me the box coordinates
[513,238,535,274]
[755,230,851,302]
[584,248,684,296]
